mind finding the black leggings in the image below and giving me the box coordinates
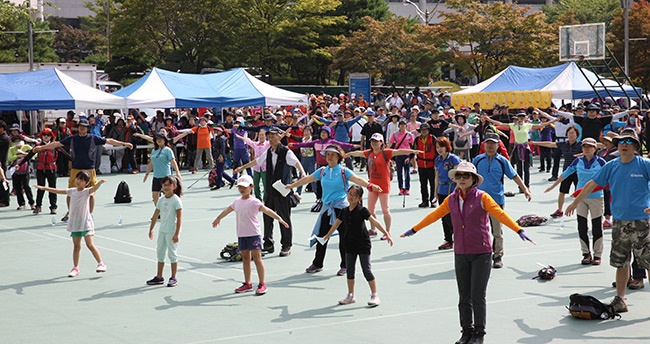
[345,253,374,281]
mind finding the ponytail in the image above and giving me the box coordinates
[161,175,183,197]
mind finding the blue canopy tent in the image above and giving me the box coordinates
[114,68,308,108]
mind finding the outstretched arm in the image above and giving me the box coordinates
[261,205,289,228]
[211,206,234,227]
[88,179,108,194]
[33,184,67,195]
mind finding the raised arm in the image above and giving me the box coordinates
[88,179,107,194]
[105,138,133,150]
[32,141,63,153]
[33,184,67,195]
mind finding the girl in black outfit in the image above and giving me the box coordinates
[323,185,392,307]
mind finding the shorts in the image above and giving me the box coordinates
[238,235,263,251]
[152,177,163,192]
[68,168,98,188]
[157,232,179,263]
[559,172,578,194]
[70,231,92,237]
[610,219,650,269]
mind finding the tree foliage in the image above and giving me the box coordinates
[53,25,104,63]
[609,0,650,92]
[440,0,557,82]
[543,0,621,28]
[331,16,448,86]
[0,1,56,63]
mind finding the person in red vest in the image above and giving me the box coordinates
[33,128,58,214]
[414,123,437,208]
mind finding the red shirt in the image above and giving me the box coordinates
[364,148,394,193]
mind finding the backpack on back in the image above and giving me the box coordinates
[114,180,132,203]
[567,293,620,320]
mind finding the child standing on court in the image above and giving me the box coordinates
[323,185,392,307]
[34,171,108,277]
[211,175,289,295]
[147,175,183,287]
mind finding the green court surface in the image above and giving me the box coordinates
[2,168,650,344]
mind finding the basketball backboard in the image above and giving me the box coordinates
[559,23,606,61]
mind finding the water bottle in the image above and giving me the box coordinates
[51,216,56,226]
[118,215,123,226]
[560,217,565,229]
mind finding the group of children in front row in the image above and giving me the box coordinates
[45,152,534,344]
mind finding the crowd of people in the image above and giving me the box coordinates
[2,87,650,344]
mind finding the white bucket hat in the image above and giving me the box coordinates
[448,161,483,186]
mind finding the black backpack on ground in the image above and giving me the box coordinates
[567,293,620,320]
[220,242,241,262]
[114,180,132,203]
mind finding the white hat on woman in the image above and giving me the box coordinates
[448,161,484,186]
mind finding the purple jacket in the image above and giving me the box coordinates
[447,188,492,255]
[292,138,355,166]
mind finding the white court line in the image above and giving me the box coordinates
[43,232,231,281]
[182,290,572,344]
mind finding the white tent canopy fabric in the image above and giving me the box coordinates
[114,68,308,108]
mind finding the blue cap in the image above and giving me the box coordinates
[366,109,375,116]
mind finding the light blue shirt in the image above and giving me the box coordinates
[592,156,650,220]
[156,194,182,233]
[435,153,462,195]
[151,147,175,178]
[473,153,517,205]
[562,155,606,199]
[313,164,353,205]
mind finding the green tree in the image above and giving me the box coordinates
[609,0,650,92]
[441,0,557,83]
[0,2,56,63]
[543,0,621,27]
[331,16,448,86]
[53,25,104,63]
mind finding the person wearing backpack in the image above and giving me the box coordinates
[402,161,535,344]
[348,134,421,240]
[472,133,531,269]
[33,118,133,222]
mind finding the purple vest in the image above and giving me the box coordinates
[448,188,493,255]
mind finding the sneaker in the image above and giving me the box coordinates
[380,235,388,241]
[167,277,178,287]
[305,264,323,273]
[438,241,453,250]
[368,294,381,307]
[146,276,165,285]
[33,206,41,214]
[548,176,558,182]
[550,209,564,218]
[96,263,107,273]
[68,267,80,277]
[629,279,645,290]
[235,282,253,293]
[398,189,404,196]
[405,190,410,195]
[418,202,429,208]
[581,254,592,265]
[336,268,347,276]
[610,295,628,313]
[50,209,57,215]
[338,293,356,305]
[430,200,437,208]
[262,245,275,254]
[279,247,291,257]
[61,212,69,222]
[592,256,602,265]
[16,205,25,210]
[255,283,267,295]
[603,219,612,229]
[492,257,503,269]
[368,229,378,236]
[210,185,219,190]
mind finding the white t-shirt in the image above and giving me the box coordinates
[66,188,93,233]
[156,194,183,234]
[349,117,366,142]
[230,197,264,237]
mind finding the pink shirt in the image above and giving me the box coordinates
[230,197,264,238]
[389,131,414,149]
[243,137,270,172]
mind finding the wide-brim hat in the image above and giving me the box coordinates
[448,161,483,187]
[613,129,640,146]
[599,131,617,144]
[581,137,598,148]
[9,123,21,131]
[320,145,343,157]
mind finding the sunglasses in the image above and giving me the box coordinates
[454,172,473,179]
[618,139,636,145]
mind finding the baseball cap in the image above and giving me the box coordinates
[484,133,500,143]
[370,133,384,142]
[237,175,254,187]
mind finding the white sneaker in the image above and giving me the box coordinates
[338,293,356,305]
[368,294,381,307]
[96,263,107,273]
[68,267,80,277]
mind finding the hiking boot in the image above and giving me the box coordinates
[146,276,165,285]
[255,283,267,295]
[629,279,645,290]
[492,257,503,269]
[592,256,602,265]
[418,201,429,208]
[581,253,592,265]
[305,264,322,273]
[455,327,474,344]
[338,293,356,305]
[96,263,107,273]
[610,296,628,313]
[279,247,291,257]
[438,241,453,250]
[167,277,178,287]
[68,267,80,278]
[235,283,253,293]
[603,219,612,229]
[550,209,563,218]
[367,294,381,307]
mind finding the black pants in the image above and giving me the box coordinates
[36,169,57,210]
[56,148,70,176]
[539,146,552,171]
[135,148,148,165]
[13,173,34,206]
[551,147,562,178]
[455,253,492,332]
[345,253,374,281]
[0,165,9,205]
[512,150,530,187]
[438,193,453,243]
[418,167,435,202]
[312,209,345,268]
[125,147,138,171]
[263,193,293,250]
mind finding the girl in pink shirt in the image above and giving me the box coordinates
[211,175,288,295]
[237,130,270,200]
